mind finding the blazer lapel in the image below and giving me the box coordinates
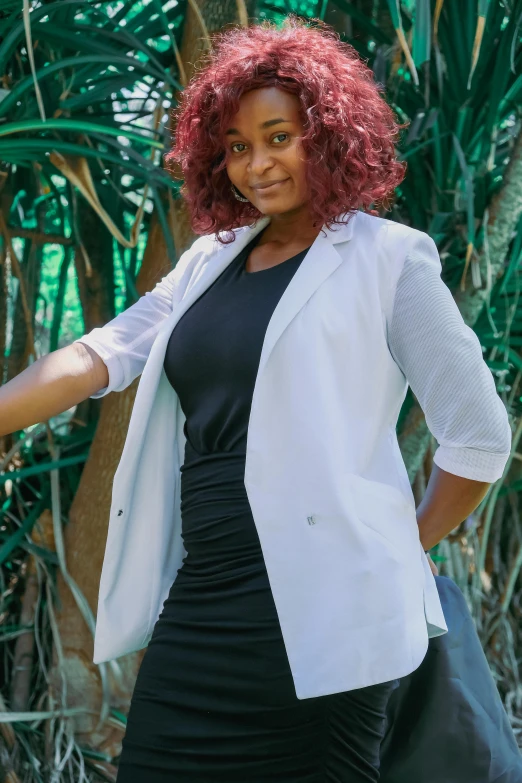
[257,210,358,380]
[155,210,358,374]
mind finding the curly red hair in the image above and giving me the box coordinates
[165,16,406,244]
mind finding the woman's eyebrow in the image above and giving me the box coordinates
[225,118,292,136]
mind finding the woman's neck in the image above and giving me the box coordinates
[258,210,320,248]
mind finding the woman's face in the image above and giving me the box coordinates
[224,87,309,217]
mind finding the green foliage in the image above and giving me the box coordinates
[257,0,320,24]
[385,0,522,431]
[1,1,522,778]
[0,0,187,357]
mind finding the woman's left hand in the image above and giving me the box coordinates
[426,552,439,576]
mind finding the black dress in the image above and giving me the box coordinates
[115,230,398,783]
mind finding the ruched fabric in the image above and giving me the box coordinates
[116,438,397,782]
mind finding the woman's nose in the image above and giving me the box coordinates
[247,148,274,175]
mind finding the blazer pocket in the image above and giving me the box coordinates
[345,472,419,559]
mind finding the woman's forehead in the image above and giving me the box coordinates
[227,88,302,128]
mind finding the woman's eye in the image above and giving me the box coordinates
[231,134,289,153]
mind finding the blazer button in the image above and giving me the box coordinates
[117,509,123,516]
[307,514,317,525]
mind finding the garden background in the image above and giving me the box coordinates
[0,0,522,779]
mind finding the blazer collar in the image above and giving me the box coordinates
[161,209,359,382]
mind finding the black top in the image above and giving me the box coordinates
[163,229,311,456]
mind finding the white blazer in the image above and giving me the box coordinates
[75,209,511,700]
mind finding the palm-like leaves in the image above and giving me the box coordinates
[0,0,187,281]
[1,1,522,779]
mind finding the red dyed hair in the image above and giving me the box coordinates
[165,16,406,244]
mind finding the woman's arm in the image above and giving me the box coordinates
[416,464,490,552]
[387,231,512,552]
[0,264,178,436]
[0,342,108,436]
[0,235,210,436]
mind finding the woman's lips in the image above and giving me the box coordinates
[253,178,290,193]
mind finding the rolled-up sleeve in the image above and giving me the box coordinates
[75,333,126,398]
[73,236,210,399]
[387,232,512,483]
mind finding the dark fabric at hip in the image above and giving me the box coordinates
[115,440,398,782]
[380,575,522,783]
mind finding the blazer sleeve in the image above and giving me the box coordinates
[73,236,210,399]
[386,230,512,483]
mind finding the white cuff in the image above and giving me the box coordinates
[432,444,510,483]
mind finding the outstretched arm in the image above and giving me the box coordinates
[0,234,210,435]
[0,342,108,436]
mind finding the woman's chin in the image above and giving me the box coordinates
[253,200,300,216]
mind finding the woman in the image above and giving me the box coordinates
[0,17,512,783]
